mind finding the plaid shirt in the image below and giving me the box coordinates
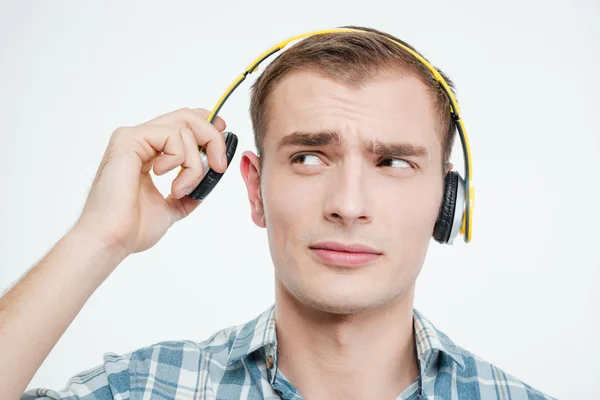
[23,304,555,400]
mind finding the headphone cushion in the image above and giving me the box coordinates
[188,132,238,201]
[433,171,459,244]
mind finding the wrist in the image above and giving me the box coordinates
[63,224,130,278]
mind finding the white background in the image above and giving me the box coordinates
[1,1,598,399]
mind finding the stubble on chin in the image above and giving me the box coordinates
[274,254,419,317]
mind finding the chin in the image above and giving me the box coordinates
[304,296,385,315]
[280,264,408,316]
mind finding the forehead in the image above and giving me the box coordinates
[264,70,441,151]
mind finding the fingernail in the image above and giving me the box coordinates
[182,187,192,196]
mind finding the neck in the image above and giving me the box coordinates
[274,281,419,400]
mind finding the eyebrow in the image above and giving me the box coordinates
[364,140,429,159]
[276,130,429,159]
[276,130,341,150]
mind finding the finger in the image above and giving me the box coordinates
[134,125,185,174]
[170,127,205,198]
[144,107,226,133]
[145,108,227,173]
[190,108,227,132]
[182,111,228,174]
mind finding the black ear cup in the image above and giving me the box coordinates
[187,131,238,201]
[433,171,459,244]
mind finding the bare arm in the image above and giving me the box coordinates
[0,107,229,399]
[0,226,126,399]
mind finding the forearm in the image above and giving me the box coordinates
[0,226,128,399]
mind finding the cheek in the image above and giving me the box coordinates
[261,171,322,245]
[377,176,442,236]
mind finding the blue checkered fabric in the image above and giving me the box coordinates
[22,304,555,399]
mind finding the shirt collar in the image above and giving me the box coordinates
[226,304,278,366]
[413,308,465,371]
[226,304,465,371]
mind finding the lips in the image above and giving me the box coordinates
[309,241,383,267]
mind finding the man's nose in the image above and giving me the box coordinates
[323,161,372,226]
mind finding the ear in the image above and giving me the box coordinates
[240,150,266,228]
[445,162,454,174]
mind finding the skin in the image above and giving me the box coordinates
[240,69,453,399]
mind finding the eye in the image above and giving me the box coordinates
[378,158,412,168]
[291,153,324,166]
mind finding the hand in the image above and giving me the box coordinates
[73,107,228,258]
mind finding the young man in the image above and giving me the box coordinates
[1,27,554,399]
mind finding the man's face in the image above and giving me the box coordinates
[241,69,447,315]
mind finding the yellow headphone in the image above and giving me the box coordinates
[187,28,474,244]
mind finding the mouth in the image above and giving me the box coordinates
[308,241,383,267]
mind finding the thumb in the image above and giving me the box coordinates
[165,194,203,223]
